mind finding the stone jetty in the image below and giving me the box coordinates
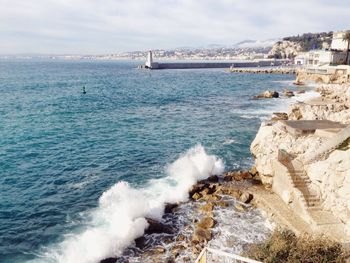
[229,67,297,74]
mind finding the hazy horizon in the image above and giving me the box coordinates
[0,0,349,55]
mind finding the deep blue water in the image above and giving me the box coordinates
[0,60,294,262]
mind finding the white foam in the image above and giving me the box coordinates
[35,145,224,263]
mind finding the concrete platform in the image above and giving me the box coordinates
[280,120,347,136]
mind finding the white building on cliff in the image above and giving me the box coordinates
[303,31,350,67]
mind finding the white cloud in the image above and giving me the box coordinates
[0,0,349,54]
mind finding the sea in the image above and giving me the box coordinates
[0,59,303,263]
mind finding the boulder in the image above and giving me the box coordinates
[145,218,174,235]
[199,203,214,212]
[100,258,117,263]
[272,112,288,121]
[134,236,148,249]
[253,90,279,99]
[235,204,247,212]
[215,200,229,207]
[192,227,212,243]
[164,203,178,213]
[192,192,202,200]
[206,175,219,183]
[189,183,209,198]
[239,192,254,204]
[196,217,216,229]
[284,89,295,97]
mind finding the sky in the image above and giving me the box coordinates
[0,0,349,55]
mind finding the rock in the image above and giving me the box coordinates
[272,112,288,121]
[202,194,221,201]
[152,246,166,254]
[239,192,254,204]
[215,200,229,207]
[296,89,305,94]
[220,186,241,199]
[201,186,215,196]
[196,217,216,229]
[293,80,304,86]
[192,227,212,243]
[164,203,178,213]
[290,107,303,120]
[100,258,118,263]
[199,203,214,212]
[165,257,176,263]
[189,183,208,198]
[207,175,219,182]
[253,90,279,99]
[235,204,247,212]
[192,192,202,200]
[284,89,295,97]
[134,236,148,249]
[249,166,259,177]
[176,234,186,241]
[145,218,174,235]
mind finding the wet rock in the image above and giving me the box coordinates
[253,90,279,99]
[215,200,229,207]
[192,192,202,200]
[271,112,288,121]
[176,234,186,241]
[145,218,174,235]
[235,203,247,212]
[284,89,295,97]
[189,183,208,198]
[164,203,178,213]
[201,184,216,195]
[249,166,259,177]
[100,258,118,263]
[152,246,166,254]
[134,236,148,249]
[170,244,186,256]
[296,89,305,94]
[165,257,176,263]
[220,186,241,199]
[239,192,253,204]
[202,194,221,202]
[199,203,214,212]
[196,217,216,229]
[206,175,219,183]
[192,227,212,243]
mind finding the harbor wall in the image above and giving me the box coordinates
[141,60,286,70]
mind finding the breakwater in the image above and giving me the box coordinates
[139,60,287,70]
[229,67,297,74]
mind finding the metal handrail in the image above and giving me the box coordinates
[194,247,262,263]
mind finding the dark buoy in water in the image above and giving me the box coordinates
[82,86,86,94]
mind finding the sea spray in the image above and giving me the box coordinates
[41,145,224,263]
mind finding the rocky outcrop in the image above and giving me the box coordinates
[253,90,279,99]
[250,83,350,239]
[268,41,302,59]
[296,70,350,85]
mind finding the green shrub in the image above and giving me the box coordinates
[245,229,347,263]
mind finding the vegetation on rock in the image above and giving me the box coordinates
[246,229,347,263]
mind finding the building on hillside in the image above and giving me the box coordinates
[300,30,350,67]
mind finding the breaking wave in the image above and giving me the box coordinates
[36,145,224,263]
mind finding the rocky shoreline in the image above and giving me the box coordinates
[101,78,350,263]
[100,168,271,263]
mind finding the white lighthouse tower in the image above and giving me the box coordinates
[145,51,153,68]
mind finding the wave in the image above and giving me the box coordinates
[34,145,224,263]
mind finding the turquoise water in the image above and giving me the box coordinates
[0,60,294,262]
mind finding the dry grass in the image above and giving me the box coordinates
[245,229,348,263]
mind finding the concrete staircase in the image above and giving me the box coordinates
[279,159,348,242]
